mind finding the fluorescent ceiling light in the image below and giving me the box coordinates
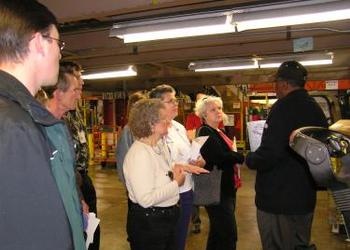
[82,66,137,80]
[110,13,235,43]
[299,59,333,66]
[260,59,333,68]
[189,52,333,72]
[194,64,257,72]
[110,0,350,43]
[234,0,350,31]
[259,52,333,68]
[189,59,258,72]
[259,63,283,69]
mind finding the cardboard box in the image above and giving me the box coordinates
[329,120,350,136]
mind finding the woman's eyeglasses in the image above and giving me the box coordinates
[163,98,179,105]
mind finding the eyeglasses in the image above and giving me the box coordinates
[42,35,65,51]
[73,73,83,80]
[163,98,179,105]
[158,118,170,125]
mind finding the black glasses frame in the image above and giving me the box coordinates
[42,35,65,51]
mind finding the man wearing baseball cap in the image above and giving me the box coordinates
[246,61,328,250]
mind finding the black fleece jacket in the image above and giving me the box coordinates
[246,89,328,214]
[0,70,74,249]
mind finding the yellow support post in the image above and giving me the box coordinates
[101,132,107,159]
[87,133,94,165]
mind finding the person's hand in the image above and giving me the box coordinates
[172,164,185,186]
[183,164,209,174]
[189,156,206,168]
[81,199,89,214]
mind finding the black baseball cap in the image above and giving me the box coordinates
[276,60,307,87]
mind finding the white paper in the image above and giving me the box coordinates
[85,212,100,249]
[189,136,209,161]
[246,120,266,152]
[78,130,87,144]
[232,136,237,152]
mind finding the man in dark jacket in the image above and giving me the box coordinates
[246,61,328,250]
[0,1,85,249]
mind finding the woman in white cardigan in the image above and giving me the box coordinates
[123,99,185,250]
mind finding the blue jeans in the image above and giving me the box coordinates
[176,190,194,250]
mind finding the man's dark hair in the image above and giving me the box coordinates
[276,60,308,87]
[60,61,82,74]
[148,84,176,99]
[0,0,58,63]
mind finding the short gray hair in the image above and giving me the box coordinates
[44,71,71,98]
[195,95,223,121]
[148,84,175,99]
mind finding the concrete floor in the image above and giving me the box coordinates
[91,165,350,250]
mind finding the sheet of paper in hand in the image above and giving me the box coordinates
[247,120,266,152]
[190,136,209,161]
[85,212,100,248]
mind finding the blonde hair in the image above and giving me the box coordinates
[195,95,224,121]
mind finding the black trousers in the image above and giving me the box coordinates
[80,172,100,250]
[127,200,180,250]
[205,193,237,250]
[191,205,201,226]
[257,209,314,250]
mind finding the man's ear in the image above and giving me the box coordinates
[52,89,61,99]
[29,32,46,57]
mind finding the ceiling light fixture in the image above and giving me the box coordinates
[189,52,333,72]
[234,0,350,32]
[259,52,334,68]
[189,59,258,72]
[82,66,137,80]
[110,13,235,43]
[110,0,350,43]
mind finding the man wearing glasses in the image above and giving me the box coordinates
[0,1,85,249]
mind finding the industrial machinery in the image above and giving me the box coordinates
[290,122,350,240]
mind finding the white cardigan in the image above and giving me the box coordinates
[123,140,179,208]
